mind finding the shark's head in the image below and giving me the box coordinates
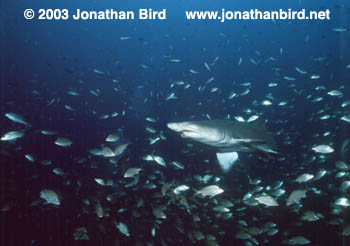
[167,121,224,146]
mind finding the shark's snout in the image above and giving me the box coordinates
[168,122,204,140]
[167,122,195,138]
[167,122,182,132]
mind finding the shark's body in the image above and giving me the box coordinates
[167,119,280,172]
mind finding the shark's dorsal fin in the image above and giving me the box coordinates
[247,119,277,149]
[248,118,266,129]
[216,152,239,172]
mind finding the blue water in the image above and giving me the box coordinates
[1,0,350,245]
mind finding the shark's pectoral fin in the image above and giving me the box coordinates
[216,152,239,172]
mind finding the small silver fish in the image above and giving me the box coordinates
[312,145,333,154]
[1,131,24,141]
[115,222,130,236]
[123,168,142,178]
[195,185,224,198]
[5,113,30,126]
[254,195,278,206]
[40,189,60,205]
[55,137,72,147]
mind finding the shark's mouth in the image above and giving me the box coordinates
[180,130,197,138]
[180,131,190,137]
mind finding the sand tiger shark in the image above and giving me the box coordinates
[167,119,280,172]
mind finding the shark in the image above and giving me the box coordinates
[167,119,280,172]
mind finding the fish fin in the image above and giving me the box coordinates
[193,189,200,197]
[256,149,284,159]
[248,119,278,148]
[248,118,266,128]
[266,150,284,157]
[216,152,239,172]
